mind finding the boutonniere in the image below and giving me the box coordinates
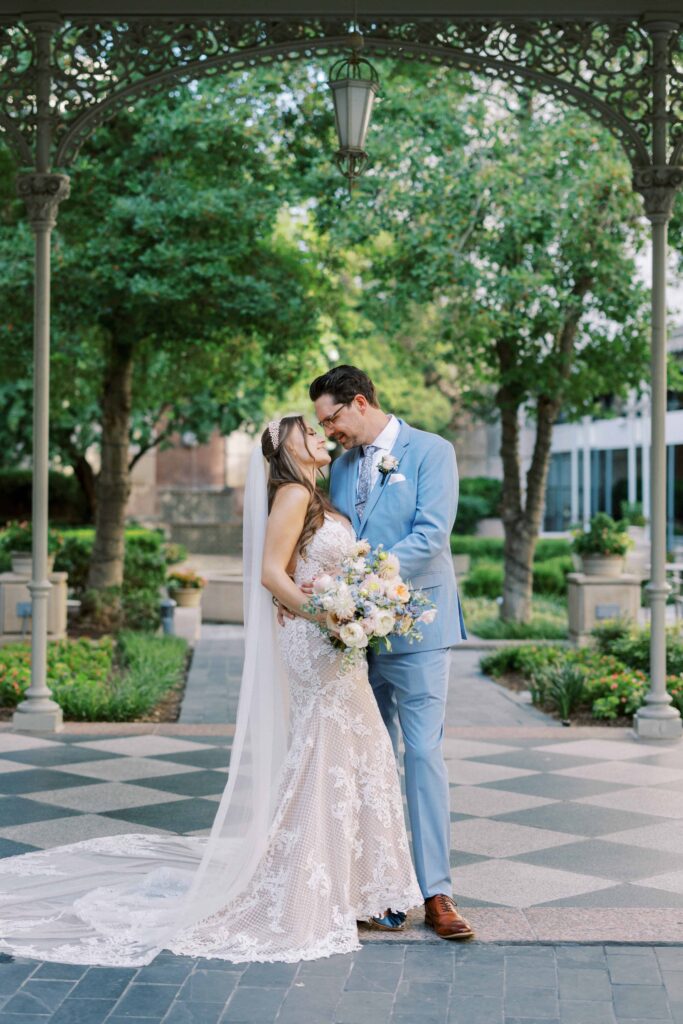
[378,454,399,484]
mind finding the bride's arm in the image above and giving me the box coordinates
[261,484,322,622]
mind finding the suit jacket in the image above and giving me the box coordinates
[328,418,467,654]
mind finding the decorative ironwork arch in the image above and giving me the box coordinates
[0,17,681,171]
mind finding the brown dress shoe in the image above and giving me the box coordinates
[424,894,475,940]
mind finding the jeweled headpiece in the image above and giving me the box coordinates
[267,419,281,450]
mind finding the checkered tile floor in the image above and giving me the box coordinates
[1,730,682,915]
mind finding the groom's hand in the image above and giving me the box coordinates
[276,601,295,626]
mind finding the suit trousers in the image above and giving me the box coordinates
[367,647,452,900]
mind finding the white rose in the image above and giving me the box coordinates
[377,553,400,580]
[418,608,437,625]
[339,621,369,649]
[321,592,337,611]
[373,609,395,636]
[313,574,334,594]
[379,455,399,473]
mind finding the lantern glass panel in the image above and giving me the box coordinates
[331,79,377,152]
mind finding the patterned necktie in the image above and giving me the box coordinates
[356,445,378,520]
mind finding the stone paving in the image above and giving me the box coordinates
[1,628,683,1021]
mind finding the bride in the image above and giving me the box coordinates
[0,414,421,966]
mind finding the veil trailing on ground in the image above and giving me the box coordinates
[0,447,290,966]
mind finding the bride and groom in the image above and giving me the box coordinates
[0,364,471,966]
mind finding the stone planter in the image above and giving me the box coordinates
[581,554,624,577]
[172,587,203,608]
[10,552,55,574]
[452,554,471,577]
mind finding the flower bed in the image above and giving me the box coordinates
[481,623,683,724]
[0,632,189,722]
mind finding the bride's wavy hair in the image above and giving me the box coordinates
[261,415,334,558]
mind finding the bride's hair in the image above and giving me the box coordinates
[261,415,334,558]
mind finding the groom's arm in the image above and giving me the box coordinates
[388,440,458,582]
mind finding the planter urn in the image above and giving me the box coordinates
[10,552,55,575]
[173,587,203,608]
[580,554,625,578]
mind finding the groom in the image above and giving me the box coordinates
[309,365,473,941]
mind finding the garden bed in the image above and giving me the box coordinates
[0,632,190,723]
[480,620,683,726]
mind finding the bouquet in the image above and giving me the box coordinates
[305,541,437,663]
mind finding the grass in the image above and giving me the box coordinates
[0,632,189,721]
[462,595,568,640]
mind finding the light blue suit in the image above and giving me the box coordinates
[329,418,466,899]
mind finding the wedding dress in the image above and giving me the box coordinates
[0,456,421,966]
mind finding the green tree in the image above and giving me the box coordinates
[0,73,322,588]
[310,66,650,622]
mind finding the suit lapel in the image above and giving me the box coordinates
[358,420,411,534]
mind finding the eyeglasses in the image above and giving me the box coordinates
[317,402,349,430]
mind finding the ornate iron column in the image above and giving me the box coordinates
[12,19,69,732]
[633,20,683,739]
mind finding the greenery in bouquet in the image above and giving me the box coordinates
[571,512,633,557]
[1,519,64,556]
[305,542,437,663]
[167,570,206,592]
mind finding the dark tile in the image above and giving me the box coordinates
[504,988,559,1019]
[3,979,74,1014]
[336,990,394,1023]
[0,796,78,826]
[0,838,40,859]
[50,998,118,1024]
[559,1000,616,1024]
[355,944,405,963]
[555,947,607,968]
[506,965,557,990]
[32,964,86,981]
[657,950,683,971]
[497,803,660,836]
[70,967,136,1000]
[221,986,286,1020]
[607,953,663,985]
[612,983,671,1018]
[134,963,194,985]
[238,962,298,986]
[541,884,683,909]
[193,958,245,973]
[103,799,217,833]
[0,748,118,768]
[128,772,226,798]
[0,1015,57,1024]
[178,971,240,1002]
[346,961,402,992]
[149,749,229,770]
[468,751,601,772]
[448,994,504,1023]
[664,973,683,1001]
[514,838,683,879]
[557,967,612,1000]
[479,774,648,802]
[111,983,178,1018]
[0,963,35,993]
[163,1004,224,1023]
[0,769,101,796]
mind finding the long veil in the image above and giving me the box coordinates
[0,447,290,966]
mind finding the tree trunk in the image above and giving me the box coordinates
[72,454,97,521]
[87,337,134,589]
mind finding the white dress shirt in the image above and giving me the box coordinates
[357,414,401,493]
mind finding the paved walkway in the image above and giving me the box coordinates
[1,628,683,1021]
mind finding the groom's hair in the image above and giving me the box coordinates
[309,365,379,407]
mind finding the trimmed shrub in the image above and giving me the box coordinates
[460,477,502,516]
[0,468,91,524]
[461,559,504,598]
[451,536,504,560]
[532,556,573,596]
[534,539,572,561]
[453,495,490,536]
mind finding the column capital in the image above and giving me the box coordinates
[16,173,71,231]
[633,165,683,223]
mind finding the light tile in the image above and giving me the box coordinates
[552,762,683,787]
[451,817,580,858]
[76,736,216,757]
[634,871,683,896]
[24,782,186,813]
[0,814,173,848]
[449,785,555,818]
[57,758,202,782]
[0,734,59,753]
[0,759,32,774]
[577,787,683,819]
[452,859,615,908]
[535,739,664,761]
[447,760,537,786]
[600,820,683,854]
[442,739,517,759]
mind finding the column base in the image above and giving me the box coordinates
[12,702,63,733]
[634,710,682,740]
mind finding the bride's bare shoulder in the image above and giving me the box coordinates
[270,483,310,515]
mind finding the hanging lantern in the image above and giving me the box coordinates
[328,31,380,190]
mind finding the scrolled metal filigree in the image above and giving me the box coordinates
[0,16,681,173]
[16,173,71,229]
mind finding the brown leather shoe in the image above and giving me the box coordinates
[424,894,474,940]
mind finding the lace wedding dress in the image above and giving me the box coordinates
[0,514,421,965]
